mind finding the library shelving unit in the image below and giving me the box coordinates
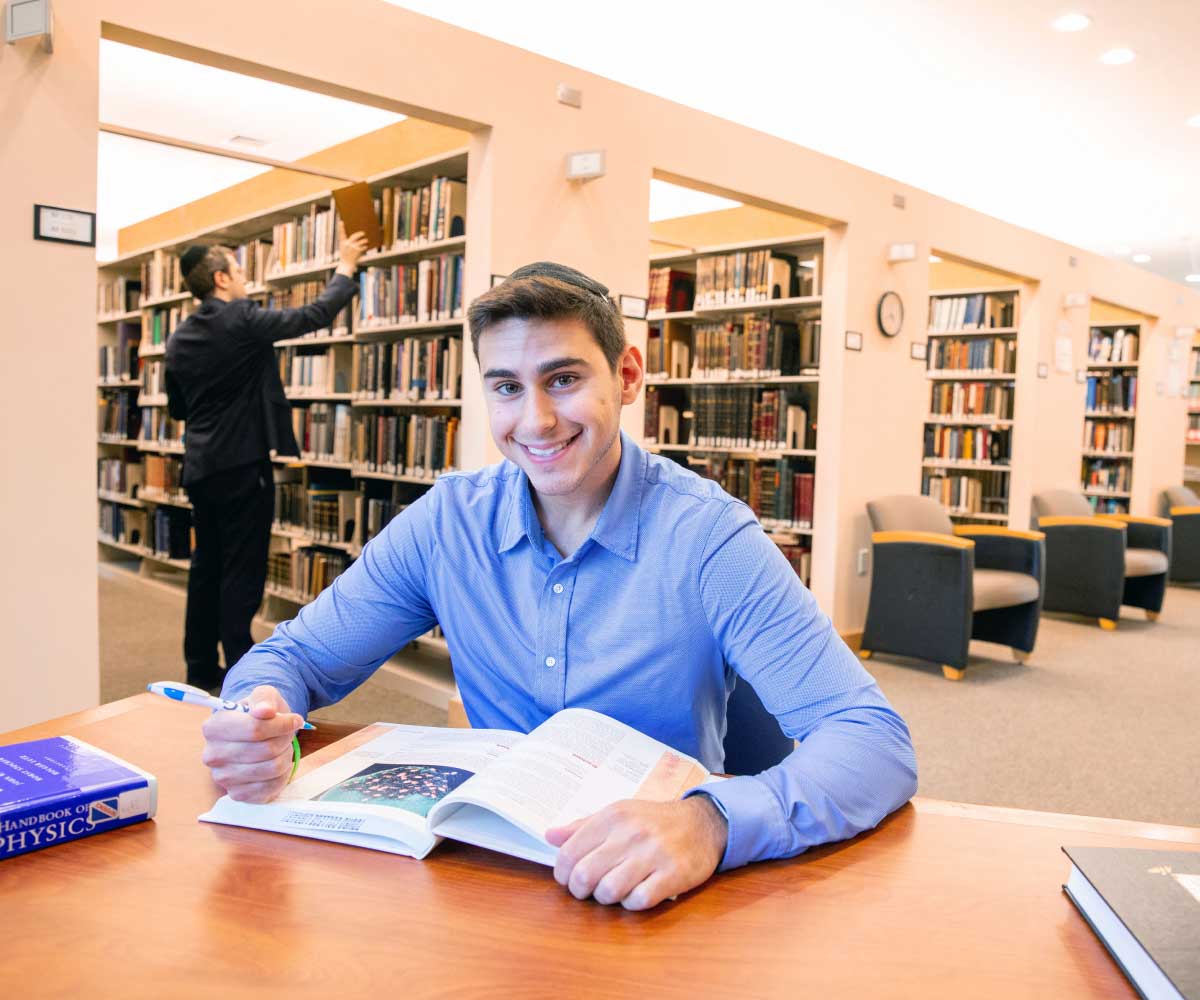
[1186,342,1200,489]
[920,286,1021,524]
[642,234,824,585]
[1081,324,1140,514]
[95,147,470,709]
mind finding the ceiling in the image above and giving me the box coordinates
[100,1,1200,287]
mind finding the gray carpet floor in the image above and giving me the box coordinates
[99,562,1198,827]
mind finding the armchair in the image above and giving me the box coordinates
[1160,485,1200,583]
[1031,490,1169,626]
[860,496,1044,681]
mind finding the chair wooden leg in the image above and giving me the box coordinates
[858,649,872,660]
[1012,648,1031,663]
[941,665,965,681]
[1146,610,1160,622]
[1098,618,1117,631]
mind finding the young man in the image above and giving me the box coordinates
[204,262,917,910]
[166,231,368,691]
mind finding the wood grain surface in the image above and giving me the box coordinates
[2,694,1196,999]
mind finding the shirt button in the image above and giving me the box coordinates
[545,656,557,667]
[552,583,564,594]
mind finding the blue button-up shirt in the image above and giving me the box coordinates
[224,432,917,869]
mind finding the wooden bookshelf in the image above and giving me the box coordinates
[96,148,471,677]
[1081,324,1139,513]
[642,234,824,586]
[920,287,1021,523]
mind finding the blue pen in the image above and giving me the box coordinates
[147,681,315,730]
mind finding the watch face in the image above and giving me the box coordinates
[878,292,903,337]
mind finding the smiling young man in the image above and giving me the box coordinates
[205,261,918,910]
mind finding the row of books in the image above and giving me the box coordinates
[1086,374,1137,413]
[268,200,340,275]
[644,386,809,451]
[140,249,184,303]
[693,250,819,307]
[688,457,816,531]
[274,490,408,551]
[360,497,406,547]
[100,504,192,560]
[921,470,1010,512]
[291,403,350,463]
[927,337,1017,374]
[98,395,141,439]
[1188,414,1200,443]
[923,426,1010,464]
[927,382,1014,420]
[1088,327,1139,364]
[278,346,353,396]
[141,409,185,448]
[351,412,460,478]
[98,276,141,316]
[1086,495,1128,514]
[351,337,463,401]
[356,255,465,327]
[267,548,352,603]
[374,176,466,248]
[1083,420,1134,454]
[233,238,274,287]
[928,292,1018,332]
[1082,460,1131,494]
[690,317,819,379]
[141,360,166,397]
[647,268,694,314]
[99,338,140,384]
[142,301,192,350]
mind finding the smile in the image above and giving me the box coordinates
[519,432,581,461]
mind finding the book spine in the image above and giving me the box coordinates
[0,775,153,861]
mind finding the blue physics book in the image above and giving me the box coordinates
[0,736,157,860]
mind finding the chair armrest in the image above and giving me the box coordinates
[1036,516,1125,530]
[1169,505,1200,516]
[873,530,973,549]
[954,526,1044,577]
[1101,514,1170,554]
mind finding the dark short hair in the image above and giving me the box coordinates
[181,245,234,299]
[467,262,627,371]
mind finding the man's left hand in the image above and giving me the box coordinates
[545,796,728,911]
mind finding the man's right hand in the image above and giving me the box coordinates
[336,229,370,276]
[201,685,306,803]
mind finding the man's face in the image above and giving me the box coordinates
[479,317,643,503]
[215,252,247,299]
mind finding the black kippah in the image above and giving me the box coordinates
[180,245,208,276]
[507,261,610,299]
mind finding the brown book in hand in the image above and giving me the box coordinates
[332,182,383,251]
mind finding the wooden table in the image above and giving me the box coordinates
[2,694,1197,999]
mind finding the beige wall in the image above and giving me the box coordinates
[0,8,101,730]
[5,0,1200,730]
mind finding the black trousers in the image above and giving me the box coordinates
[184,460,274,688]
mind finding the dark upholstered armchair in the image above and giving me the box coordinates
[1031,489,1170,627]
[1160,485,1200,583]
[860,496,1045,681]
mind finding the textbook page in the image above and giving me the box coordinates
[427,708,709,866]
[199,724,520,858]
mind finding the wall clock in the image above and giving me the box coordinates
[877,291,904,338]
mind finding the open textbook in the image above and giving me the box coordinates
[199,708,714,864]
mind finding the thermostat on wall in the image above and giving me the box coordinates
[566,151,605,181]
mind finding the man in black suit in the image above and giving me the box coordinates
[166,230,367,691]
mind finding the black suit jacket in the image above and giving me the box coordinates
[165,274,357,485]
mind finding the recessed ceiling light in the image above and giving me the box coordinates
[1132,253,1151,263]
[1051,12,1092,32]
[929,255,943,264]
[228,135,269,148]
[1188,114,1200,128]
[1113,246,1132,256]
[1100,48,1135,65]
[1186,274,1200,283]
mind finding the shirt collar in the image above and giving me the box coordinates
[496,431,645,562]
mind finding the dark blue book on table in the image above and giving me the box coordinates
[1063,845,1200,1000]
[0,736,157,860]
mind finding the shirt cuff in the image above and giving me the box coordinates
[684,775,784,872]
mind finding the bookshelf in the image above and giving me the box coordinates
[1187,343,1200,489]
[643,234,824,585]
[1081,324,1140,513]
[920,286,1021,524]
[95,148,470,697]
